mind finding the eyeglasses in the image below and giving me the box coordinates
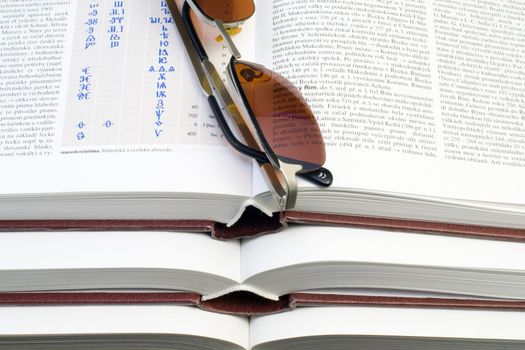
[166,0,333,210]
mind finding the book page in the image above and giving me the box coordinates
[0,230,241,293]
[0,305,248,350]
[250,306,525,348]
[0,0,254,197]
[240,225,525,294]
[255,0,525,205]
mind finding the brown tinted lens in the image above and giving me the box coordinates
[192,0,255,23]
[234,62,326,170]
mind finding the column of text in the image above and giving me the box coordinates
[0,0,70,158]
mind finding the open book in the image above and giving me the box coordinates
[2,226,525,308]
[2,304,525,349]
[1,0,525,238]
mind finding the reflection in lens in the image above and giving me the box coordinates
[192,0,255,24]
[234,61,326,171]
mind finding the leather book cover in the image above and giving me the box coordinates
[0,292,201,307]
[2,292,525,316]
[0,206,524,241]
[283,211,525,242]
[0,206,284,240]
[287,293,525,312]
[214,210,525,241]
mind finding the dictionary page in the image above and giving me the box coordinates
[255,0,525,206]
[0,0,255,203]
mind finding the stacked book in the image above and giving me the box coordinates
[2,228,525,349]
[2,0,525,349]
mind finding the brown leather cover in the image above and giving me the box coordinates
[199,292,291,315]
[0,292,201,306]
[0,292,290,316]
[0,207,285,240]
[284,211,525,242]
[212,206,284,240]
[2,292,525,315]
[288,293,525,311]
[0,220,213,234]
[1,207,524,241]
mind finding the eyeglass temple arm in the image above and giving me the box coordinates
[181,2,208,61]
[180,2,332,187]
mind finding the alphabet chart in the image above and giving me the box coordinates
[62,0,240,147]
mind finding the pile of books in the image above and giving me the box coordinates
[2,0,525,349]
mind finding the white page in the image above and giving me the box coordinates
[0,305,249,349]
[0,0,255,198]
[250,306,525,347]
[0,231,241,291]
[240,225,525,281]
[254,0,525,205]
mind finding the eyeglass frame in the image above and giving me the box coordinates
[167,0,333,210]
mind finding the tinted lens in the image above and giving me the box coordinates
[234,62,326,171]
[192,0,255,23]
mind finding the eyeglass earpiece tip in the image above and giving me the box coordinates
[300,167,333,187]
[316,167,333,187]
